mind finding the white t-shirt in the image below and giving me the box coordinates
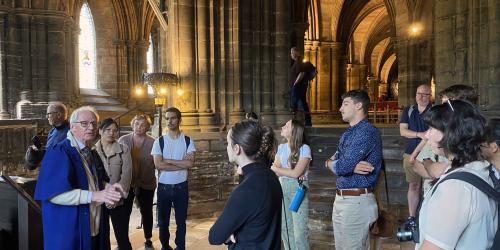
[416,160,498,250]
[151,133,196,184]
[276,143,311,179]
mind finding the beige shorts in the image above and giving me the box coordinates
[403,153,422,183]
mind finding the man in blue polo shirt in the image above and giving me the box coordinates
[399,84,432,228]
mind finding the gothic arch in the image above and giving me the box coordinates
[305,0,320,41]
[380,53,396,84]
[359,9,389,64]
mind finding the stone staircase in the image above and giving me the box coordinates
[79,88,148,131]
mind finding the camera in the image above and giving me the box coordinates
[31,135,43,149]
[396,219,419,243]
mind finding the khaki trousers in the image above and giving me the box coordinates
[332,193,378,250]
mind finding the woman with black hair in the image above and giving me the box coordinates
[208,119,283,249]
[417,100,497,250]
[95,118,133,250]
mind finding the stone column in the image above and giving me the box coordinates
[330,42,343,111]
[228,0,245,124]
[359,64,368,90]
[196,0,216,130]
[269,0,292,126]
[171,0,199,126]
[0,12,9,118]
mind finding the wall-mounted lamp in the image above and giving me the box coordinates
[408,23,423,37]
[139,72,179,135]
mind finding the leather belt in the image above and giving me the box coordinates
[336,188,373,196]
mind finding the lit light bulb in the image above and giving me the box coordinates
[135,87,143,96]
[177,89,184,96]
[159,87,168,95]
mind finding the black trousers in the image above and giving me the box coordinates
[136,187,155,239]
[290,82,312,125]
[109,189,135,250]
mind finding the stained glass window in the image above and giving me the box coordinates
[78,2,97,89]
[146,35,154,94]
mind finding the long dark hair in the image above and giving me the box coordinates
[230,120,277,167]
[423,100,486,169]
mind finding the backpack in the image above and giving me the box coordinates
[407,105,415,119]
[431,171,500,249]
[303,61,317,81]
[159,135,191,153]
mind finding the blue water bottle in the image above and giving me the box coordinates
[289,181,307,212]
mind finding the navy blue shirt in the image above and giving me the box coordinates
[47,121,70,148]
[331,119,383,189]
[400,105,431,154]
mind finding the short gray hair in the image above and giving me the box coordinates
[48,102,68,119]
[69,106,99,124]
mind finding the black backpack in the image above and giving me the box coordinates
[159,135,191,153]
[431,171,500,249]
[303,61,317,81]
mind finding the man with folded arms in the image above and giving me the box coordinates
[325,90,383,250]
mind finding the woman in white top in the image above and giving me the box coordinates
[417,100,497,250]
[271,119,311,250]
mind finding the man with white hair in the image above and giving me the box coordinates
[35,106,123,250]
[25,102,70,169]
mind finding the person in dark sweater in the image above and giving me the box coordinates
[209,120,283,249]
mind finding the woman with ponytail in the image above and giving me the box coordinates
[271,119,311,250]
[208,119,283,249]
[417,100,497,250]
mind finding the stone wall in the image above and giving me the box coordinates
[434,0,500,117]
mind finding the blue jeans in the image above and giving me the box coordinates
[157,181,189,250]
[290,82,312,125]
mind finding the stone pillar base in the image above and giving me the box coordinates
[260,111,293,126]
[229,111,246,125]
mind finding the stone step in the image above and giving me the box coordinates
[80,96,122,105]
[79,88,113,97]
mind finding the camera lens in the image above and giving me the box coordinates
[396,227,413,242]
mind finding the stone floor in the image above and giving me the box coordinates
[110,206,416,250]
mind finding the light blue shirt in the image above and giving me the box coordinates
[276,143,311,179]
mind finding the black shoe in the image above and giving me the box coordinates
[404,216,417,230]
[144,239,153,249]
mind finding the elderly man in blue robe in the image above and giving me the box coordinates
[35,106,124,250]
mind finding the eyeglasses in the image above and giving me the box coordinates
[75,121,97,128]
[46,112,59,117]
[416,92,431,97]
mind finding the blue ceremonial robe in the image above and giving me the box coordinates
[34,139,110,250]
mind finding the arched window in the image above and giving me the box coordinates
[146,34,154,94]
[78,2,97,89]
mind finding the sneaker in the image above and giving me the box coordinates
[404,216,417,230]
[144,239,153,250]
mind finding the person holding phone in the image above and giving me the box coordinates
[25,102,70,169]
